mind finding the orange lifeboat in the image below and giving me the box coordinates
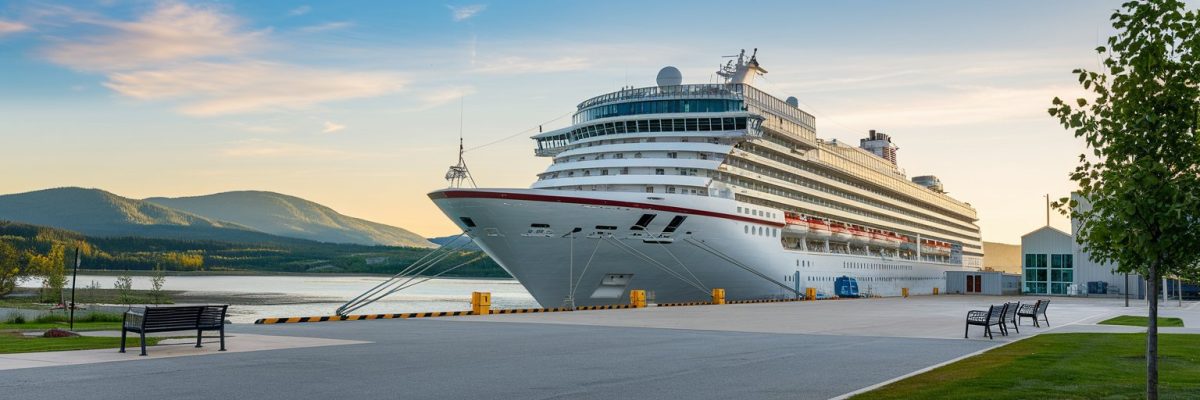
[849,226,870,245]
[829,223,852,242]
[782,212,809,236]
[806,218,831,239]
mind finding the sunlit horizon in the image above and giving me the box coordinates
[0,0,1137,242]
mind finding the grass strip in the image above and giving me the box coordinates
[853,333,1200,400]
[1099,315,1185,328]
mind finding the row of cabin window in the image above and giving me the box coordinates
[573,100,745,124]
[845,262,913,271]
[565,117,749,143]
[714,171,969,245]
[735,206,775,219]
[727,154,977,237]
[744,224,778,237]
[556,149,720,164]
[540,167,705,180]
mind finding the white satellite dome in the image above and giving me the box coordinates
[785,96,799,108]
[656,66,682,86]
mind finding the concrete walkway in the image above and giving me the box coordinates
[0,295,1194,400]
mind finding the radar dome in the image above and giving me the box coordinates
[785,96,799,108]
[656,66,682,86]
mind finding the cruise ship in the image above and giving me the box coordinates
[429,50,983,307]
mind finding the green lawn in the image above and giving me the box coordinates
[0,321,122,331]
[0,332,163,354]
[853,333,1200,400]
[1100,315,1185,328]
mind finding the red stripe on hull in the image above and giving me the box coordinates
[430,190,784,227]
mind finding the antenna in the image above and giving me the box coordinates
[445,96,477,188]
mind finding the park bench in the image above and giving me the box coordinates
[965,303,1008,340]
[1018,299,1050,327]
[1001,301,1021,335]
[120,305,228,356]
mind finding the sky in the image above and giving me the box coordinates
[0,0,1147,243]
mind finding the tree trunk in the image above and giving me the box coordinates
[1147,262,1159,400]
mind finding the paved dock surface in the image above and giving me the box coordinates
[1,295,1192,400]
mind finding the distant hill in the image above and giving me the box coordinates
[145,191,434,248]
[0,220,507,277]
[0,187,257,239]
[982,241,1021,274]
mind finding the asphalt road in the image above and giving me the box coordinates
[0,319,993,400]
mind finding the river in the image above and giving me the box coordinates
[19,274,538,323]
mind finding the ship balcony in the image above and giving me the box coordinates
[535,146,566,157]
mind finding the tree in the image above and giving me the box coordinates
[113,274,134,305]
[1048,1,1200,398]
[150,264,167,305]
[0,241,22,296]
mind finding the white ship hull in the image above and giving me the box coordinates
[431,188,970,307]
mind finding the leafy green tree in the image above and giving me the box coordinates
[1049,1,1200,398]
[0,241,22,296]
[150,264,167,305]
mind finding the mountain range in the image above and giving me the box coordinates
[0,187,435,248]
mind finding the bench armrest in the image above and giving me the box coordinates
[123,310,145,329]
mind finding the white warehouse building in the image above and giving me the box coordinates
[1020,194,1144,297]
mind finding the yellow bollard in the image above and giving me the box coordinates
[902,288,909,298]
[933,287,939,295]
[711,288,726,305]
[471,291,491,315]
[630,289,646,308]
[806,287,816,301]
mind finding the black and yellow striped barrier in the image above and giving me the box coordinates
[656,301,714,307]
[488,307,572,314]
[255,310,475,324]
[575,304,638,311]
[727,297,805,304]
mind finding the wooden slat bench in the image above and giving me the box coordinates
[120,305,228,356]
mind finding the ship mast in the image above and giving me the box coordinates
[445,97,477,188]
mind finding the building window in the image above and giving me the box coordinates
[655,168,665,175]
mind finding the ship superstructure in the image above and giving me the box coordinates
[430,50,983,307]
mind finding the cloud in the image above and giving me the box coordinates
[287,5,311,16]
[447,4,486,22]
[412,85,476,111]
[0,19,28,36]
[44,2,265,72]
[104,62,407,116]
[37,2,406,117]
[472,56,589,74]
[299,21,353,33]
[220,139,346,159]
[322,121,345,134]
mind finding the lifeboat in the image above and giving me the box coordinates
[849,226,870,245]
[899,236,917,251]
[923,240,950,256]
[829,223,852,242]
[884,233,904,248]
[806,218,831,239]
[869,231,891,247]
[783,212,809,236]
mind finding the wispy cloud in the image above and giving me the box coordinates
[287,5,311,17]
[447,4,486,22]
[44,2,265,72]
[220,139,346,159]
[299,21,353,33]
[321,121,345,134]
[37,2,406,117]
[0,19,28,36]
[413,85,476,111]
[472,56,589,74]
[104,62,406,116]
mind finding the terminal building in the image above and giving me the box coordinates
[1020,194,1144,297]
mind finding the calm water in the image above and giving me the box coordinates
[20,274,538,323]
